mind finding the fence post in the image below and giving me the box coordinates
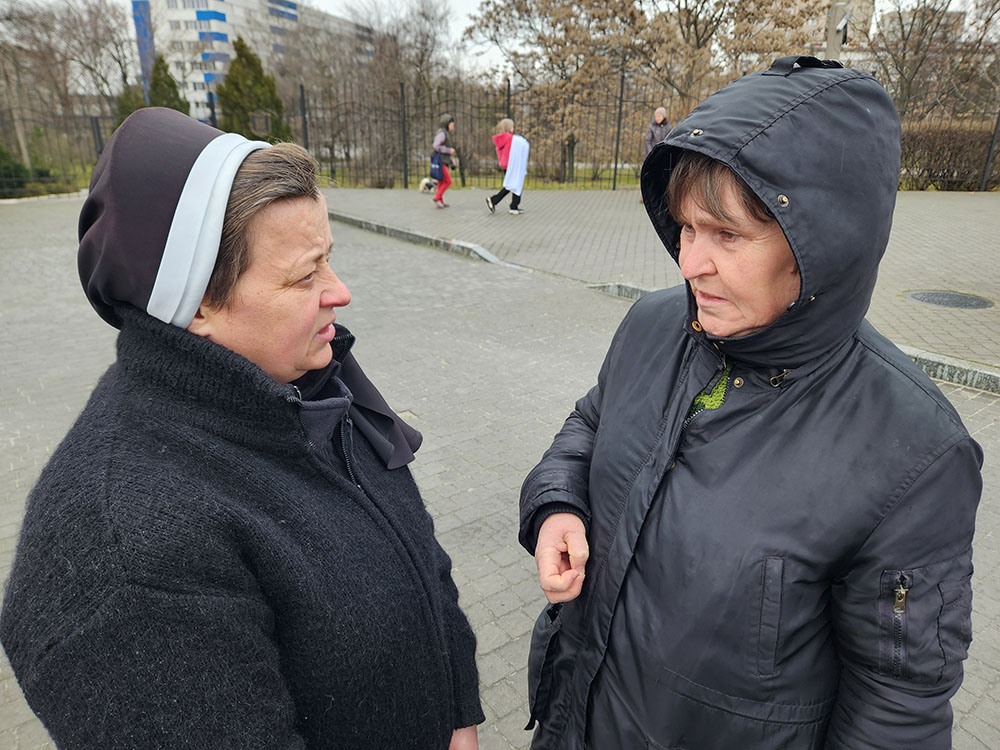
[979,106,1000,192]
[612,64,626,190]
[399,82,408,189]
[90,116,104,158]
[506,78,511,119]
[208,93,218,129]
[299,84,309,151]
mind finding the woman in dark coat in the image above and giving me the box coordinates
[1,108,483,750]
[521,57,982,749]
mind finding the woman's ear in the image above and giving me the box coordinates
[187,300,216,338]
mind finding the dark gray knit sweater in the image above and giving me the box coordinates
[1,307,483,749]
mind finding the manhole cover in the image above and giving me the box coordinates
[903,290,994,309]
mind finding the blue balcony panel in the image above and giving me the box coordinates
[196,9,225,21]
[201,51,230,61]
[198,31,228,41]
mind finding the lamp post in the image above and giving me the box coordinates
[826,2,850,61]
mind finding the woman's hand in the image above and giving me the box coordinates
[535,513,589,603]
[450,725,478,749]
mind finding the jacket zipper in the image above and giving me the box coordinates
[339,416,362,490]
[680,353,728,435]
[892,572,910,679]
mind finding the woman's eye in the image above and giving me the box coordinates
[299,272,315,284]
[719,230,739,242]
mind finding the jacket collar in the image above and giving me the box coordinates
[114,307,420,467]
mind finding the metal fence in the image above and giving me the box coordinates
[2,76,999,199]
[0,107,116,198]
[291,77,718,192]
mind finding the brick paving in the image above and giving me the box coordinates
[322,186,1000,371]
[1,196,999,749]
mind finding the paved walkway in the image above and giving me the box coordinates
[1,197,998,749]
[321,187,1000,382]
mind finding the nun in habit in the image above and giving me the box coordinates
[0,108,484,750]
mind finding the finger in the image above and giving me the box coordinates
[566,528,590,574]
[540,568,579,595]
[545,573,584,603]
[535,543,568,582]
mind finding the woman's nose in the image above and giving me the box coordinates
[319,272,351,308]
[678,236,715,281]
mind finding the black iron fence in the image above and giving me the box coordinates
[0,107,116,198]
[2,76,999,199]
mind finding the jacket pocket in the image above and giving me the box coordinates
[877,557,973,684]
[525,602,563,730]
[756,556,784,676]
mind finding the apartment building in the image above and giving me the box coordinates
[132,0,373,122]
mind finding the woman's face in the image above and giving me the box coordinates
[448,121,455,132]
[189,194,352,382]
[677,181,799,339]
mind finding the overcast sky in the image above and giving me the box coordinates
[311,0,506,73]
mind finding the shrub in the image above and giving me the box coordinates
[0,143,30,198]
[900,120,999,191]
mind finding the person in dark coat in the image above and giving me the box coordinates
[642,106,670,158]
[1,108,483,750]
[520,56,982,749]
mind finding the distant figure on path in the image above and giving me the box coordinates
[521,56,981,749]
[643,106,671,159]
[432,113,458,208]
[485,118,527,215]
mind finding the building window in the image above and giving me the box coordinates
[182,0,208,8]
[193,82,207,90]
[174,61,185,71]
[166,0,177,6]
[185,19,211,30]
[169,20,181,29]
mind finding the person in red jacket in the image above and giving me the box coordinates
[485,118,523,214]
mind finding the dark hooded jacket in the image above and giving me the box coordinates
[519,56,982,749]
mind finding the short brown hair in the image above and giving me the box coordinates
[205,142,320,307]
[666,150,773,226]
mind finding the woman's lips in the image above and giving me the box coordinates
[315,322,336,342]
[695,289,727,306]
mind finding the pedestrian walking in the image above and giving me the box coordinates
[485,118,528,215]
[432,113,458,208]
[1,107,484,750]
[521,56,981,749]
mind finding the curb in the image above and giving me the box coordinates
[898,346,1000,395]
[329,211,1000,396]
[329,209,510,266]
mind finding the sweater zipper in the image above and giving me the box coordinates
[891,572,911,679]
[339,416,362,490]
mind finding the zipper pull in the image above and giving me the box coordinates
[893,577,910,614]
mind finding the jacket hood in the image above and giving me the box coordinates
[437,114,455,131]
[640,56,901,368]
